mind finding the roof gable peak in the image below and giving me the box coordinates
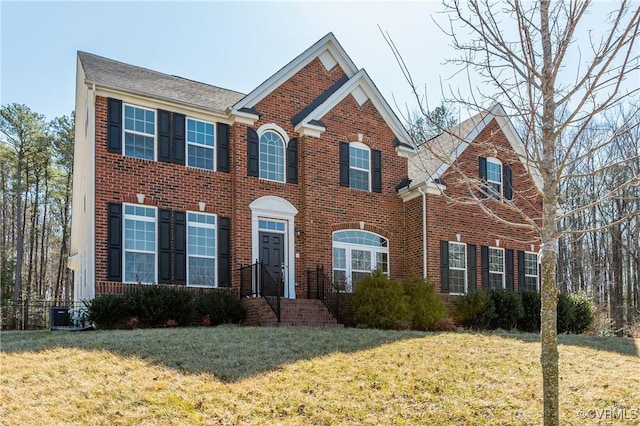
[232,33,358,113]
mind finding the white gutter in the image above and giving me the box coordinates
[418,187,427,279]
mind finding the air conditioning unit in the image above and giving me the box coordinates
[50,307,70,330]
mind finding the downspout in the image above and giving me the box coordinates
[418,187,427,279]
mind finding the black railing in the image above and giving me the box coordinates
[239,262,281,323]
[307,265,341,323]
[1,299,88,330]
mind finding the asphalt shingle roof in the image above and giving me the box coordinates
[78,51,246,113]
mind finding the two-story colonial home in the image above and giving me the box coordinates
[69,33,542,326]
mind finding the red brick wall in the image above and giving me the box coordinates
[93,56,410,298]
[94,96,235,294]
[424,118,542,293]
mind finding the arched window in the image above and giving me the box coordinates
[259,130,285,182]
[332,230,389,292]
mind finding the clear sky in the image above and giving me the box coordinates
[1,1,638,123]
[1,1,454,122]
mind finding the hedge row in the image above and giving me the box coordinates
[353,271,449,331]
[85,286,245,329]
[453,289,594,334]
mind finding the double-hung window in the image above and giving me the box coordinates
[332,230,388,292]
[123,204,156,283]
[187,212,216,287]
[448,242,467,294]
[187,118,215,171]
[486,158,502,199]
[124,105,155,160]
[524,252,539,291]
[489,247,505,289]
[349,143,370,191]
[259,130,285,182]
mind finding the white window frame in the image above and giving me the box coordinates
[123,104,156,161]
[448,242,467,295]
[257,123,289,183]
[186,117,216,171]
[122,204,157,284]
[524,251,539,291]
[489,246,505,289]
[486,157,502,200]
[187,212,217,288]
[332,230,389,292]
[349,142,371,192]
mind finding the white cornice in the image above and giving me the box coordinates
[399,181,446,202]
[94,86,234,124]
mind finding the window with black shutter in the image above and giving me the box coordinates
[107,98,122,153]
[287,138,298,184]
[107,203,122,281]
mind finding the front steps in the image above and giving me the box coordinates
[241,297,341,327]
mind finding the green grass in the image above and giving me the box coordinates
[1,327,638,425]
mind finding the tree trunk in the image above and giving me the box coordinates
[539,2,559,423]
[13,148,24,302]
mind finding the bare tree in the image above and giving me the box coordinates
[384,1,640,424]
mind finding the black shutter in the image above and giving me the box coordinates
[372,149,382,193]
[107,98,122,153]
[247,127,259,177]
[157,109,172,163]
[218,217,231,287]
[481,245,489,289]
[174,211,186,284]
[107,203,122,281]
[287,138,298,184]
[504,164,513,200]
[506,249,514,291]
[217,123,230,172]
[467,244,477,291]
[173,113,186,165]
[440,241,449,293]
[479,156,489,198]
[518,250,526,291]
[339,142,350,187]
[158,209,172,283]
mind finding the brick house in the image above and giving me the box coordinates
[69,33,541,326]
[400,104,543,306]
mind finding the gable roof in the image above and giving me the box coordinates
[407,103,543,191]
[232,33,358,115]
[293,69,414,149]
[78,51,245,114]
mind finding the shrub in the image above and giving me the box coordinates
[488,289,523,331]
[452,290,495,330]
[567,294,594,334]
[194,289,245,326]
[354,270,411,330]
[402,276,447,331]
[126,286,193,327]
[518,291,541,332]
[434,317,457,332]
[84,294,127,329]
[557,293,575,334]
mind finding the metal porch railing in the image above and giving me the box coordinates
[239,262,281,323]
